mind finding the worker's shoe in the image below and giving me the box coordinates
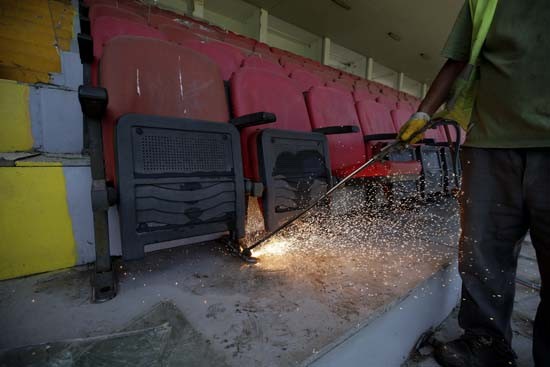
[434,333,517,367]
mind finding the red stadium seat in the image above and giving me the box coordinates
[390,108,410,131]
[339,72,359,82]
[289,68,323,92]
[230,67,332,231]
[88,4,146,26]
[231,67,316,177]
[179,40,245,80]
[81,36,245,259]
[310,70,334,83]
[159,24,203,42]
[224,31,256,51]
[356,100,396,140]
[148,13,183,28]
[253,42,279,62]
[376,94,398,109]
[305,86,366,176]
[280,56,303,74]
[325,80,353,93]
[99,37,228,186]
[254,42,270,54]
[353,87,378,102]
[396,100,415,112]
[190,25,227,41]
[242,55,286,76]
[355,100,421,177]
[89,17,167,84]
[270,46,294,58]
[367,82,384,95]
[166,17,226,41]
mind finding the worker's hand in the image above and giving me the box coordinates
[398,112,431,144]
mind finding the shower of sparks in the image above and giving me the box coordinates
[251,240,292,258]
[244,185,462,292]
[117,185,463,309]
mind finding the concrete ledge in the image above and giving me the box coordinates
[306,262,460,367]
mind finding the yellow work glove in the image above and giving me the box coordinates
[398,112,431,144]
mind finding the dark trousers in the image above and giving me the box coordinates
[457,147,550,367]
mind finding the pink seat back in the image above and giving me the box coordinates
[305,86,366,171]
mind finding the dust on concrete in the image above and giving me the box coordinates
[0,197,460,367]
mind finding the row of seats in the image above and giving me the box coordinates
[82,0,422,109]
[85,14,428,187]
[78,1,462,261]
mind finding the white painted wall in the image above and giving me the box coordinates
[371,61,398,88]
[203,0,260,39]
[152,0,193,15]
[267,15,322,61]
[402,75,422,97]
[327,41,367,78]
[149,0,426,93]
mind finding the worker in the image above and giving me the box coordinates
[398,1,550,366]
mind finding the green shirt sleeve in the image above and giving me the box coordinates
[441,2,472,61]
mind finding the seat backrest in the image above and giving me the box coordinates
[159,24,203,42]
[270,46,294,58]
[148,13,183,28]
[92,16,167,60]
[325,80,353,93]
[390,108,411,132]
[253,42,279,62]
[89,4,146,25]
[353,87,377,102]
[190,24,226,41]
[396,100,415,112]
[280,56,303,74]
[254,42,270,54]
[356,100,396,139]
[224,32,256,51]
[289,68,323,92]
[305,86,366,170]
[242,55,286,76]
[230,67,312,178]
[398,92,411,101]
[367,82,383,95]
[100,36,229,183]
[180,40,245,80]
[376,94,397,109]
[339,72,358,83]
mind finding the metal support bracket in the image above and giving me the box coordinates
[245,179,264,197]
[79,84,117,302]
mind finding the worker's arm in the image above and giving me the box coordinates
[398,59,467,143]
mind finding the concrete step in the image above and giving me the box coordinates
[0,199,461,367]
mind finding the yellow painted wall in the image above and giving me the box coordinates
[0,79,33,152]
[0,166,77,280]
[0,0,75,83]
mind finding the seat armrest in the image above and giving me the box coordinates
[78,85,108,119]
[364,133,397,142]
[230,112,276,129]
[313,125,359,135]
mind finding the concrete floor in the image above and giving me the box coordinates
[405,235,540,367]
[0,198,461,366]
